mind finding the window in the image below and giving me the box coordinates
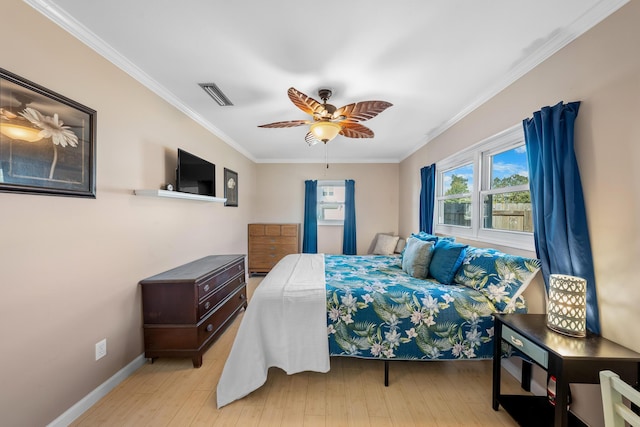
[435,125,534,250]
[439,163,473,227]
[481,145,532,233]
[317,180,346,225]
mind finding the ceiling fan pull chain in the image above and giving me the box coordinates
[325,143,329,169]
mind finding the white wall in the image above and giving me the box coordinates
[401,0,640,352]
[253,163,399,255]
[399,3,640,425]
[1,2,255,425]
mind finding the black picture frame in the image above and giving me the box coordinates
[0,68,96,198]
[224,168,238,207]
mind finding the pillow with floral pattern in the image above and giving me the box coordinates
[453,247,541,313]
[401,232,454,260]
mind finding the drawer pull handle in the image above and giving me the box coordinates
[205,302,211,310]
[239,294,246,300]
[204,284,210,292]
[510,336,524,347]
[206,324,213,332]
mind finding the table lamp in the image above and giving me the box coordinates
[546,274,587,337]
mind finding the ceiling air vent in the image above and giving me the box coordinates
[199,83,233,106]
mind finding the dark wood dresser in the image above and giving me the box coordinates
[140,254,247,368]
[248,223,300,274]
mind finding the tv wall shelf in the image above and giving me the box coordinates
[134,189,226,203]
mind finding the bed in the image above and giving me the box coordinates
[325,254,498,361]
[216,236,541,408]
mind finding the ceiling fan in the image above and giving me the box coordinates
[258,87,392,146]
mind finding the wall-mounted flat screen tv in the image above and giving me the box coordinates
[176,149,215,196]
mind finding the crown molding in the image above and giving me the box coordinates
[254,156,401,164]
[401,0,630,161]
[24,0,628,165]
[23,0,257,163]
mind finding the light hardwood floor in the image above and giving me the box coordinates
[71,277,526,426]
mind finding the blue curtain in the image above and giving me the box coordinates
[523,101,600,334]
[343,179,357,255]
[302,180,317,253]
[419,164,436,234]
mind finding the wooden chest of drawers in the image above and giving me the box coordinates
[248,223,300,274]
[140,254,247,368]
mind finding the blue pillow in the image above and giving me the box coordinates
[428,240,468,284]
[454,247,541,313]
[401,237,435,279]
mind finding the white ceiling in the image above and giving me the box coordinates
[26,0,626,163]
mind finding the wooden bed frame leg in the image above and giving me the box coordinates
[384,360,389,386]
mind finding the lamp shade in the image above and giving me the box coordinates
[309,121,341,143]
[546,274,587,337]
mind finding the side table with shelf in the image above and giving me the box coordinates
[493,313,640,427]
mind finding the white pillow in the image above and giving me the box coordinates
[373,234,400,255]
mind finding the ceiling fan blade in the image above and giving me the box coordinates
[339,122,374,138]
[333,100,393,123]
[305,132,321,146]
[258,119,310,128]
[288,87,325,116]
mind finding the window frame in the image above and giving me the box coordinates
[434,125,535,251]
[317,180,346,226]
[436,156,476,231]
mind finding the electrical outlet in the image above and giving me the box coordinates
[95,339,107,361]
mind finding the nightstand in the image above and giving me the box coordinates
[492,313,640,427]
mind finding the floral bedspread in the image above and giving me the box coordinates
[325,254,514,361]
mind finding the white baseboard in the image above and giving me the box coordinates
[47,354,147,427]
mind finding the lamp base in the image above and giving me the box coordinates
[546,322,586,338]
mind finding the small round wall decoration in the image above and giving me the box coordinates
[223,168,238,207]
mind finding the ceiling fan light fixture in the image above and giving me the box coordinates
[310,121,341,143]
[258,87,391,146]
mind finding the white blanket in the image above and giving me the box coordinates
[216,253,330,408]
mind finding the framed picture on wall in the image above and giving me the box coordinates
[224,168,238,207]
[0,68,96,198]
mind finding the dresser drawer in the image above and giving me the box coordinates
[198,286,247,343]
[250,243,298,255]
[197,260,245,300]
[143,324,198,350]
[249,253,282,268]
[249,224,267,236]
[264,224,282,236]
[198,274,244,320]
[502,324,548,368]
[250,236,298,246]
[280,224,298,236]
